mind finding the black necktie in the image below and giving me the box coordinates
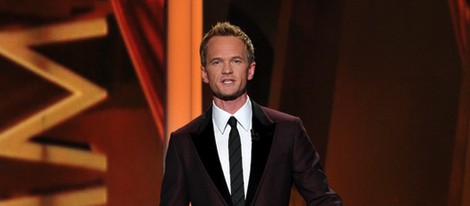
[228,116,245,206]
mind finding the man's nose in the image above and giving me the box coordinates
[222,63,233,74]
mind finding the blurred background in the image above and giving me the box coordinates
[0,0,469,205]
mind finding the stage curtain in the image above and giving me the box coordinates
[449,0,468,56]
[448,0,470,205]
[110,0,165,139]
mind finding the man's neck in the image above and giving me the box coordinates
[213,94,249,114]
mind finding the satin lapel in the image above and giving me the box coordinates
[246,102,275,206]
[190,107,232,205]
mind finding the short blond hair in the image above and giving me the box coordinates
[199,22,255,66]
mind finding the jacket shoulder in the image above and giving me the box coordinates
[259,106,299,123]
[170,112,210,137]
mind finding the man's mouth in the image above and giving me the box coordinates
[222,79,234,84]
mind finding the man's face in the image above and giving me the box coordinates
[202,36,255,101]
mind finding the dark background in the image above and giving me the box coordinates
[0,0,468,205]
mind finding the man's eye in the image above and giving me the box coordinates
[233,60,242,64]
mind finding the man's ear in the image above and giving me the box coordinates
[201,66,209,83]
[247,62,256,80]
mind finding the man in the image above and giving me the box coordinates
[160,22,342,206]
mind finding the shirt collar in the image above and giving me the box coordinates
[212,97,252,134]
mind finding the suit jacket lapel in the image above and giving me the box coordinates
[191,107,232,205]
[190,102,276,206]
[246,101,275,206]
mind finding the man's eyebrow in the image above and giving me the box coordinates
[229,55,245,60]
[208,57,221,61]
[208,55,244,62]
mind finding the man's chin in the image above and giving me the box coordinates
[214,92,245,101]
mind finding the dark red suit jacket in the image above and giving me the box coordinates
[160,101,342,206]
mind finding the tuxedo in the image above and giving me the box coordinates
[160,101,342,206]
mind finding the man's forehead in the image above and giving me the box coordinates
[206,37,246,55]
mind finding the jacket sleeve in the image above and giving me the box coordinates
[160,134,190,206]
[291,117,343,206]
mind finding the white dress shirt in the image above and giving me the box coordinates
[212,97,252,196]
